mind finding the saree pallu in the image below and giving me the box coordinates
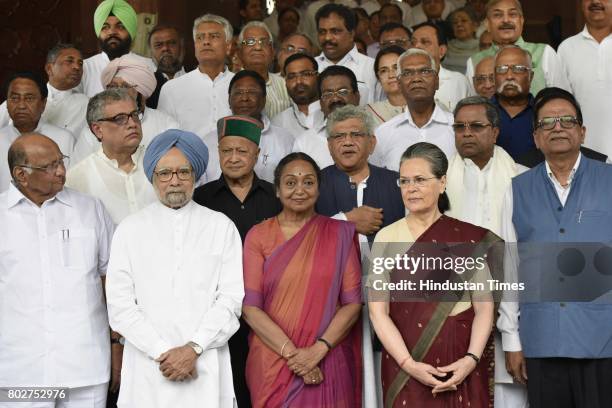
[243,215,363,408]
[382,215,497,408]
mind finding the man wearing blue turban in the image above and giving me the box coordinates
[106,129,244,407]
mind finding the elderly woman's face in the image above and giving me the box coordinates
[398,157,445,215]
[153,147,195,209]
[277,159,319,214]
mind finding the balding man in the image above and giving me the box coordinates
[106,129,244,407]
[0,134,115,406]
[472,56,496,99]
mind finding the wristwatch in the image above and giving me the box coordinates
[187,341,203,356]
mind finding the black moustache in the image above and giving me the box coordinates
[589,4,604,10]
[498,24,515,30]
[322,41,337,47]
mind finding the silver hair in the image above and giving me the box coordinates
[86,88,134,126]
[326,105,376,138]
[396,48,437,77]
[486,0,523,17]
[494,44,532,69]
[281,32,315,49]
[46,43,81,64]
[193,14,233,42]
[453,96,500,127]
[239,21,274,47]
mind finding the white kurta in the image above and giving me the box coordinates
[106,200,244,408]
[436,66,472,112]
[558,27,612,158]
[71,107,179,165]
[65,145,157,224]
[81,52,156,97]
[0,122,76,192]
[0,184,114,388]
[265,72,292,119]
[372,104,456,171]
[202,115,295,183]
[316,46,378,105]
[157,67,234,135]
[271,100,322,139]
[292,120,335,169]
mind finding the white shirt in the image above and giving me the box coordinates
[0,184,114,387]
[410,0,457,26]
[157,67,234,135]
[202,115,295,183]
[0,122,76,192]
[66,146,157,224]
[558,26,612,158]
[316,45,378,105]
[106,200,243,407]
[372,103,456,170]
[436,66,472,112]
[72,106,180,165]
[160,66,187,80]
[271,100,322,138]
[497,154,582,352]
[265,72,292,119]
[292,118,335,168]
[81,52,156,97]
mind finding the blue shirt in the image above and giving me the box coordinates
[491,95,536,161]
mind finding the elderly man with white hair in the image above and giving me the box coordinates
[105,129,244,407]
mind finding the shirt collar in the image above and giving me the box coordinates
[545,152,581,188]
[398,103,452,128]
[6,182,73,209]
[580,25,612,42]
[211,173,271,196]
[318,45,360,66]
[46,83,78,101]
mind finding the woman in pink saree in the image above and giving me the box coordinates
[242,153,363,408]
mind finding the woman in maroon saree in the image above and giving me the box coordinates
[369,143,497,408]
[242,153,363,407]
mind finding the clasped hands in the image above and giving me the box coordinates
[156,345,199,382]
[402,355,478,395]
[283,341,329,386]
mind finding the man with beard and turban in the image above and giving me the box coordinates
[147,24,186,109]
[82,0,156,97]
[105,129,244,408]
[72,54,179,164]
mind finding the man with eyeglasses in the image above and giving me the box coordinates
[201,70,294,184]
[472,55,495,99]
[272,53,322,139]
[315,3,378,105]
[465,0,569,96]
[66,88,157,225]
[498,86,612,408]
[105,129,244,407]
[276,33,315,74]
[158,14,235,135]
[445,95,528,408]
[237,22,292,119]
[373,48,456,171]
[0,133,115,406]
[378,22,411,51]
[293,65,361,168]
[0,72,75,192]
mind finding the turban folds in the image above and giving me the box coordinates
[144,129,209,183]
[94,0,138,40]
[217,115,263,146]
[101,54,156,98]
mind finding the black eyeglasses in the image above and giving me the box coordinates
[96,110,143,126]
[536,115,580,130]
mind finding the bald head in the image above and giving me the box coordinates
[8,133,58,175]
[473,56,495,99]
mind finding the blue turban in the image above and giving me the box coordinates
[143,129,209,183]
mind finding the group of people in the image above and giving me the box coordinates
[1,0,612,407]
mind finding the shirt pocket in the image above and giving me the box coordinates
[58,227,97,271]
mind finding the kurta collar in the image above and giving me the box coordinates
[580,25,612,42]
[397,103,452,128]
[155,198,196,215]
[46,83,79,102]
[95,144,144,172]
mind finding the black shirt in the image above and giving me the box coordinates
[193,174,282,242]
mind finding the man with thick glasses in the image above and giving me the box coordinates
[66,88,157,224]
[0,133,115,406]
[498,86,612,408]
[276,33,315,75]
[373,48,455,171]
[237,21,291,118]
[106,129,244,407]
[445,95,528,408]
[272,53,322,139]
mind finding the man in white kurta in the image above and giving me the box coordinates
[157,15,236,135]
[106,129,243,408]
[0,133,114,406]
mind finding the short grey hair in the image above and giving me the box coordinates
[486,0,523,17]
[46,43,81,64]
[193,14,233,42]
[326,105,376,138]
[239,21,274,47]
[397,48,437,77]
[453,96,500,128]
[86,88,135,126]
[494,44,532,69]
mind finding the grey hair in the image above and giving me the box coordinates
[239,21,274,47]
[86,88,134,126]
[326,105,376,137]
[46,43,81,64]
[486,0,523,17]
[396,48,437,77]
[193,14,233,42]
[453,96,500,127]
[494,44,532,69]
[282,32,315,49]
